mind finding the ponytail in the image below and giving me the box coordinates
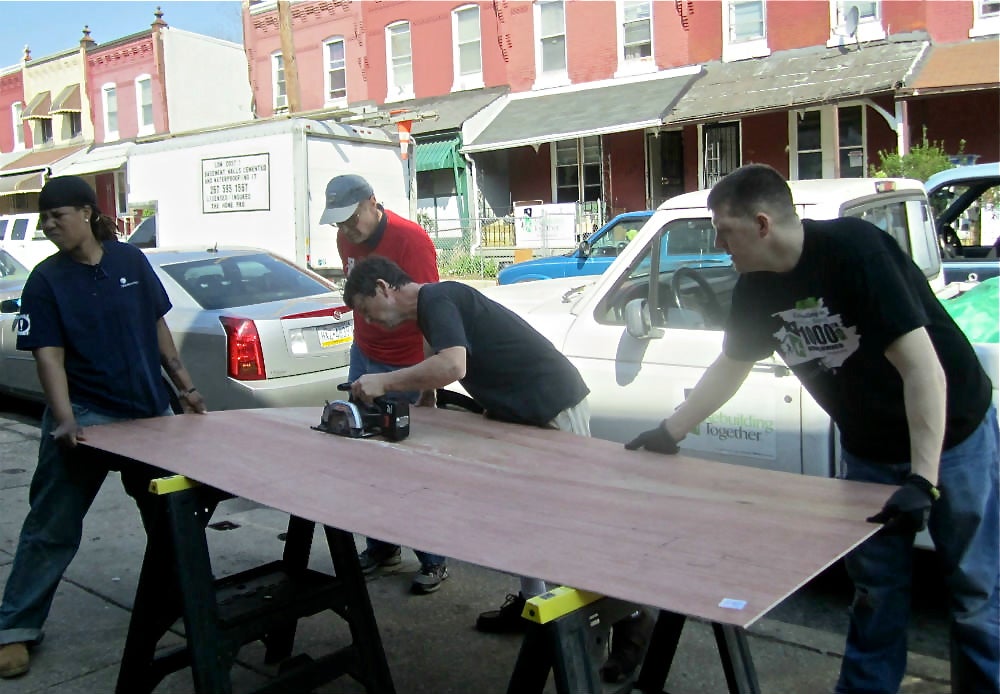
[90,211,118,242]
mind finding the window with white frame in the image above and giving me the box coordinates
[828,1,885,46]
[452,5,483,91]
[970,0,1000,36]
[534,0,568,88]
[386,21,414,100]
[135,75,154,135]
[722,0,770,62]
[102,83,119,141]
[324,37,347,103]
[11,102,24,150]
[272,53,287,110]
[790,105,866,180]
[554,137,602,203]
[616,0,654,76]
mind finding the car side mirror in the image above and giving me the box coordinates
[0,298,21,314]
[578,240,592,257]
[625,298,663,339]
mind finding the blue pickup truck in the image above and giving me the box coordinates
[498,210,729,284]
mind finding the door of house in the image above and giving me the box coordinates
[647,130,684,208]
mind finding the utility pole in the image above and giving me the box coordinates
[277,0,301,113]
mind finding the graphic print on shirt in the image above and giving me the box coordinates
[15,314,29,336]
[772,297,859,369]
[120,276,139,288]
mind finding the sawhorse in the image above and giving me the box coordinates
[506,587,760,694]
[115,475,395,694]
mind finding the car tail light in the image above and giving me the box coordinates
[219,316,266,381]
[281,306,351,321]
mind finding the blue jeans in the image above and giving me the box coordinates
[835,406,999,694]
[349,343,446,570]
[0,404,171,646]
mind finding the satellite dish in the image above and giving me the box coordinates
[844,5,860,38]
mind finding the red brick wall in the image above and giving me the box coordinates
[87,36,158,141]
[767,1,829,51]
[566,1,617,83]
[0,69,25,152]
[244,1,363,116]
[919,0,975,42]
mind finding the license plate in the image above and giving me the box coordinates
[318,321,353,348]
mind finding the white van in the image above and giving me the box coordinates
[0,213,58,270]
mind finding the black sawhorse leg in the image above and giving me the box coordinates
[634,611,760,694]
[115,476,395,694]
[507,588,760,694]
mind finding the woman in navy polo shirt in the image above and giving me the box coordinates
[0,176,206,679]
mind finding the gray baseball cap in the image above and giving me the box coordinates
[319,174,374,225]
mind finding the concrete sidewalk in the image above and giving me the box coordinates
[0,410,951,693]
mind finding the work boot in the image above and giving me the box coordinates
[357,544,402,574]
[475,593,528,633]
[601,609,655,684]
[411,563,449,594]
[0,642,29,679]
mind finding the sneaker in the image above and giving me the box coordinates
[0,642,29,679]
[358,545,402,574]
[411,563,449,594]
[475,593,528,633]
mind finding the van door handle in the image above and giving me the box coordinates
[752,363,791,377]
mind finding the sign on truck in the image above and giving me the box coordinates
[127,118,410,277]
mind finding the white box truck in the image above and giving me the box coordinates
[127,117,410,277]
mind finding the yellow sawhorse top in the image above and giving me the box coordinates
[522,586,603,624]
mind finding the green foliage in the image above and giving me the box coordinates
[869,127,963,182]
[437,244,500,279]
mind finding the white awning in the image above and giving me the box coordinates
[0,171,45,197]
[58,142,133,177]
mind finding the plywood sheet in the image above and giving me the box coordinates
[82,407,888,628]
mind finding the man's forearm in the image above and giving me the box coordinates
[886,329,946,485]
[381,353,464,393]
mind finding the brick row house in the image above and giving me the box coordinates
[242,0,998,249]
[0,9,252,231]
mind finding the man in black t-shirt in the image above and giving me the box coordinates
[342,256,600,633]
[625,164,998,694]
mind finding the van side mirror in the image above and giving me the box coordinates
[0,298,21,314]
[625,298,663,339]
[578,240,592,257]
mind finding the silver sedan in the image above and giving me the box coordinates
[0,247,353,411]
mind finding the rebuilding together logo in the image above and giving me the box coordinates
[692,411,774,442]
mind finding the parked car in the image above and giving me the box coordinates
[925,162,1000,284]
[0,247,353,411]
[497,211,655,284]
[0,212,58,270]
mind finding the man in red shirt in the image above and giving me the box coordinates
[320,174,446,594]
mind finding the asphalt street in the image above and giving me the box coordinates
[0,398,952,693]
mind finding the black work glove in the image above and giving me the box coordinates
[866,474,940,535]
[624,422,680,455]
